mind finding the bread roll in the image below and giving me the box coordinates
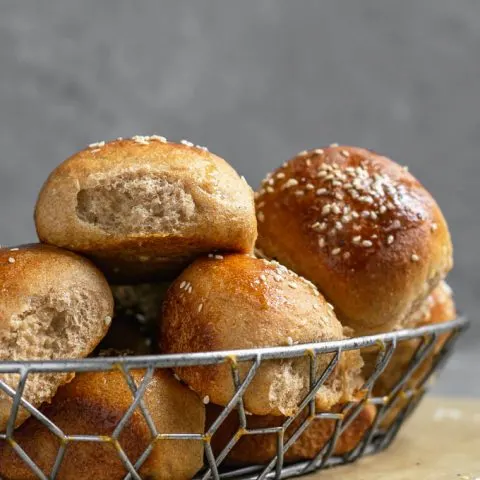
[255,146,453,335]
[35,136,257,283]
[365,281,455,426]
[0,244,113,430]
[0,369,205,480]
[208,402,376,465]
[161,254,363,416]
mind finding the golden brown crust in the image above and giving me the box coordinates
[0,244,113,429]
[160,253,364,416]
[208,402,376,465]
[0,369,205,480]
[363,281,455,426]
[255,146,453,335]
[35,137,257,283]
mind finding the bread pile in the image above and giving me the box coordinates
[0,137,454,479]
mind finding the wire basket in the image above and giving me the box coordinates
[0,316,468,480]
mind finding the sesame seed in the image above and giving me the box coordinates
[353,236,362,244]
[370,212,378,220]
[343,252,351,259]
[287,336,294,346]
[282,162,288,167]
[350,190,360,199]
[180,139,194,147]
[266,186,274,193]
[257,201,265,209]
[203,395,210,404]
[260,274,267,282]
[314,148,324,155]
[294,190,305,196]
[288,282,298,289]
[208,254,214,258]
[117,137,123,140]
[341,215,351,224]
[214,254,224,260]
[332,247,341,255]
[332,180,342,187]
[335,221,343,230]
[312,222,327,232]
[322,204,332,215]
[353,224,361,231]
[306,159,312,166]
[403,166,409,172]
[329,143,339,147]
[371,234,378,239]
[327,303,335,310]
[132,135,150,145]
[325,174,334,181]
[135,313,146,324]
[431,223,438,232]
[283,178,299,189]
[91,149,100,153]
[341,150,350,157]
[319,237,326,248]
[150,135,167,143]
[198,304,203,313]
[335,192,344,200]
[379,205,387,214]
[257,211,265,223]
[89,141,105,148]
[188,285,193,294]
[351,211,360,219]
[362,240,373,247]
[305,183,315,190]
[317,171,327,178]
[316,188,328,196]
[267,178,275,186]
[361,211,371,218]
[387,235,394,245]
[298,150,308,156]
[10,248,19,251]
[387,202,395,210]
[276,172,286,179]
[104,316,112,327]
[180,280,187,289]
[411,254,420,262]
[332,204,341,215]
[8,257,15,264]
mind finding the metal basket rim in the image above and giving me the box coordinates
[0,316,468,372]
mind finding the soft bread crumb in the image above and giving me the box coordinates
[76,172,196,233]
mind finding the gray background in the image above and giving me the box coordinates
[0,1,478,395]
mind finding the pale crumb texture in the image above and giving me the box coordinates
[77,173,196,234]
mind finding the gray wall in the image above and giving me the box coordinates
[1,0,478,394]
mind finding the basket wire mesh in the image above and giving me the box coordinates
[0,316,468,480]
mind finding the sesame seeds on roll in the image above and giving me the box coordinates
[255,145,453,335]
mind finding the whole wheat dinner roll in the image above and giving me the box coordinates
[161,254,363,417]
[208,402,376,465]
[255,145,453,335]
[0,369,205,480]
[35,136,257,283]
[0,244,113,430]
[365,281,456,402]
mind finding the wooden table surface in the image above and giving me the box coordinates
[307,397,480,480]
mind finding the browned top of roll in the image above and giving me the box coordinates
[255,145,453,334]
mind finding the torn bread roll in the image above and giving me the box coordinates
[0,244,113,430]
[160,254,364,416]
[35,136,257,283]
[255,145,453,335]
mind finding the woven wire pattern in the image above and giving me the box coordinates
[0,316,468,480]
